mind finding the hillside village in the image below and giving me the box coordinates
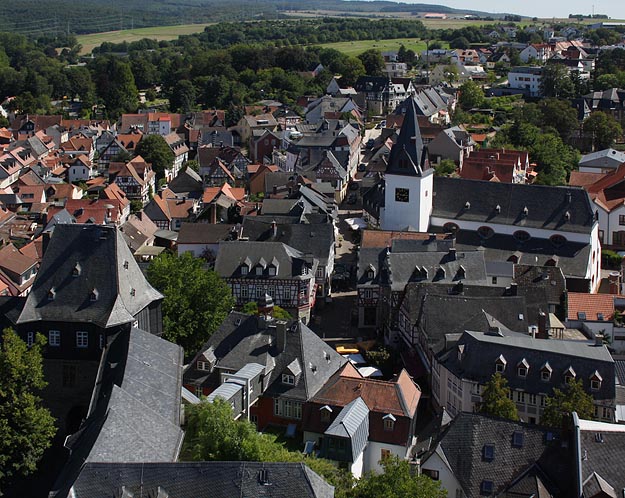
[2,14,625,498]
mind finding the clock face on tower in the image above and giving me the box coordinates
[395,187,410,203]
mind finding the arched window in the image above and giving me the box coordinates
[513,230,530,243]
[550,234,567,248]
[443,222,459,234]
[478,226,494,239]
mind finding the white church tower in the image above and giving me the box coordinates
[381,97,433,232]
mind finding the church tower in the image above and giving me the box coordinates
[381,97,433,231]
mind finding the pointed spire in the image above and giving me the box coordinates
[386,97,428,177]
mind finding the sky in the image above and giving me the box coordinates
[395,0,623,19]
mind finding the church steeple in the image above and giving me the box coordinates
[386,97,429,177]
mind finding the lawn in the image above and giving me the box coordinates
[318,38,447,57]
[77,23,213,54]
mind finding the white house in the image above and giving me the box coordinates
[507,67,543,97]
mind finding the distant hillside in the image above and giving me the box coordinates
[0,0,513,36]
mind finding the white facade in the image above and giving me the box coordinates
[68,163,94,183]
[381,170,434,232]
[508,67,543,97]
[420,447,465,498]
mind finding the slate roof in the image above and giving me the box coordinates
[62,461,334,498]
[385,97,429,177]
[432,177,595,234]
[168,167,203,196]
[17,224,163,328]
[578,418,625,496]
[177,222,236,245]
[242,217,334,265]
[325,396,369,458]
[51,327,184,497]
[512,264,566,305]
[185,312,347,402]
[439,330,615,401]
[215,241,318,280]
[425,412,572,498]
[579,148,625,170]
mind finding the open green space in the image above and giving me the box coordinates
[319,38,446,56]
[77,23,213,54]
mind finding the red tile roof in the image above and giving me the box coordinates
[569,171,605,188]
[361,230,451,249]
[567,292,616,321]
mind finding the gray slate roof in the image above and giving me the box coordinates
[215,240,318,280]
[17,225,163,328]
[63,461,334,498]
[242,217,334,266]
[425,412,572,498]
[386,97,429,177]
[325,396,369,459]
[432,177,595,234]
[580,427,625,497]
[439,330,615,401]
[185,312,347,402]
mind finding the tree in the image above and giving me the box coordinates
[353,456,446,498]
[450,36,470,49]
[357,49,385,76]
[184,160,200,173]
[134,134,175,180]
[146,252,234,357]
[434,159,457,176]
[91,56,138,117]
[184,399,354,498]
[458,80,484,110]
[0,329,56,492]
[478,373,518,421]
[241,301,292,320]
[130,200,143,214]
[541,379,594,427]
[168,79,196,113]
[540,64,575,99]
[583,111,623,151]
[539,98,579,142]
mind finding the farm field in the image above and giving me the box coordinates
[77,23,213,53]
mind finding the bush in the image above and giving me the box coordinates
[602,249,623,269]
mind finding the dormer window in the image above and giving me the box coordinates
[47,288,56,300]
[282,374,295,385]
[383,413,396,431]
[495,354,507,373]
[456,265,466,280]
[320,405,333,423]
[268,266,276,276]
[367,264,376,280]
[256,266,264,276]
[540,362,552,381]
[517,358,529,378]
[72,263,81,277]
[590,370,602,391]
[241,265,248,275]
[564,366,576,384]
[90,288,99,302]
[482,444,494,461]
[197,360,210,371]
[477,226,494,239]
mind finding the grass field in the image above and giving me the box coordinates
[77,24,213,54]
[319,38,448,56]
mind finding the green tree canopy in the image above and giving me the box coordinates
[353,455,446,498]
[0,329,56,492]
[146,252,234,357]
[91,56,138,117]
[539,98,579,142]
[168,79,197,113]
[583,111,623,151]
[357,49,385,77]
[434,159,457,177]
[184,399,354,497]
[540,64,575,99]
[134,134,175,180]
[541,378,594,427]
[241,301,292,320]
[458,80,484,110]
[478,372,518,421]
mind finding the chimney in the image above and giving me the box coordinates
[595,333,604,347]
[537,311,549,339]
[210,205,217,224]
[275,320,287,352]
[271,220,278,238]
[608,272,621,295]
[508,282,518,296]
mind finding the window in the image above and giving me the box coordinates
[619,215,625,226]
[443,222,459,234]
[49,330,60,347]
[241,266,248,276]
[256,286,263,298]
[364,289,373,299]
[602,407,611,420]
[256,266,263,276]
[197,361,210,371]
[241,286,248,298]
[491,276,498,285]
[274,398,302,419]
[496,363,505,373]
[62,364,76,387]
[195,386,203,398]
[481,480,494,495]
[284,288,291,300]
[76,331,88,348]
[383,414,396,431]
[27,331,34,347]
[380,448,391,461]
[320,406,332,423]
[516,391,525,403]
[477,226,494,239]
[99,334,104,349]
[591,379,601,390]
[395,188,409,203]
[282,374,295,385]
[512,431,524,447]
[529,394,537,405]
[482,444,494,461]
[513,230,530,242]
[422,469,439,480]
[550,234,567,247]
[518,367,527,378]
